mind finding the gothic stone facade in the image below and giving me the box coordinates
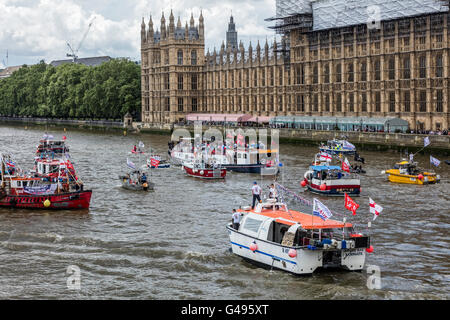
[141,11,450,130]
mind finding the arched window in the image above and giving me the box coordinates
[177,50,183,65]
[191,50,197,65]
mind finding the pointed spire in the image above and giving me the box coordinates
[199,10,204,39]
[147,15,154,44]
[169,10,175,38]
[141,17,146,43]
[177,16,182,29]
[190,13,195,28]
[185,22,189,39]
[161,12,166,39]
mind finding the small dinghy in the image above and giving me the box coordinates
[119,170,154,191]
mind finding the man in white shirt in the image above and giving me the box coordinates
[252,181,262,209]
[232,209,241,230]
[268,183,278,201]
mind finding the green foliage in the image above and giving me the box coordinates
[0,59,141,120]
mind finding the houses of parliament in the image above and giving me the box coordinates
[140,0,449,131]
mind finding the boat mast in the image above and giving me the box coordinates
[0,153,5,188]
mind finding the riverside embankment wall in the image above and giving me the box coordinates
[137,123,450,155]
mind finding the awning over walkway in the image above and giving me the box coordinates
[186,113,251,122]
[245,116,272,123]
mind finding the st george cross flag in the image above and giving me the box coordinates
[126,158,136,170]
[424,136,430,147]
[430,155,440,167]
[319,152,332,162]
[369,198,383,221]
[345,193,360,215]
[313,198,333,221]
[342,157,351,173]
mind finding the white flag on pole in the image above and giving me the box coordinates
[127,158,136,169]
[369,198,383,221]
[313,198,333,221]
[138,141,145,149]
[424,136,430,147]
[430,155,440,167]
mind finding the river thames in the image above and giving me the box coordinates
[0,125,449,299]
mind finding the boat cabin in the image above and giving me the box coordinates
[237,201,362,248]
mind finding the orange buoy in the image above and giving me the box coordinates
[366,245,374,253]
[417,174,424,180]
[288,249,297,258]
[250,242,258,252]
[301,180,307,187]
[320,184,327,191]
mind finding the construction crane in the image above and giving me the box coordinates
[66,17,96,63]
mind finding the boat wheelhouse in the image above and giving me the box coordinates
[302,165,361,196]
[319,139,356,155]
[228,200,370,275]
[36,137,69,158]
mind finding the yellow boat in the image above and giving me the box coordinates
[385,160,440,185]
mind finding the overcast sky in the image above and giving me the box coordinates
[0,0,276,68]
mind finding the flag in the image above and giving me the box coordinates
[345,193,359,215]
[6,160,15,168]
[313,198,333,221]
[319,152,332,161]
[342,157,350,173]
[409,153,414,162]
[126,158,136,170]
[430,155,440,167]
[342,140,356,150]
[424,136,430,147]
[150,157,160,168]
[138,141,145,149]
[369,198,383,221]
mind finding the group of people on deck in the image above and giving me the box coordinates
[231,182,279,230]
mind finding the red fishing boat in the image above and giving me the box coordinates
[1,137,92,210]
[183,161,226,179]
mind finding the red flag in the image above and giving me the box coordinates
[342,157,350,173]
[345,193,359,215]
[150,157,160,168]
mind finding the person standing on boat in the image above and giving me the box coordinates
[252,182,262,209]
[232,209,241,230]
[268,183,278,201]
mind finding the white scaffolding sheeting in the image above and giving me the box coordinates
[276,0,312,18]
[312,0,449,31]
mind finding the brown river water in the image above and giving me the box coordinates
[0,125,449,299]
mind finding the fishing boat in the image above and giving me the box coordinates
[0,153,92,210]
[319,139,356,155]
[183,160,226,179]
[119,170,154,191]
[384,160,440,185]
[301,164,361,196]
[169,138,280,175]
[227,199,371,275]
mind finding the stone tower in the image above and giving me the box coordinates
[141,11,205,124]
[226,15,238,51]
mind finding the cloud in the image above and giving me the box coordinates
[0,0,276,66]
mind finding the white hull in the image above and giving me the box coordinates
[228,225,366,275]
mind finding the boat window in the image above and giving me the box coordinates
[243,217,264,233]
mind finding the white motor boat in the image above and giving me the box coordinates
[227,199,370,275]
